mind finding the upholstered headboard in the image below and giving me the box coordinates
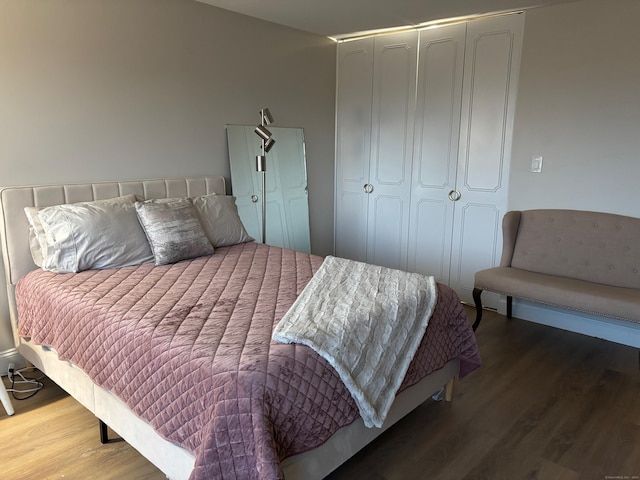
[0,176,226,344]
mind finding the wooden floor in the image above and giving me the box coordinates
[1,306,639,479]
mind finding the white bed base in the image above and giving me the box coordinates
[19,339,457,479]
[0,176,459,479]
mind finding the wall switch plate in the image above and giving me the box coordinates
[531,156,543,173]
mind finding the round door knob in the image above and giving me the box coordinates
[448,190,461,201]
[251,195,259,203]
[363,183,374,194]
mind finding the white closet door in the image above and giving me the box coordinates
[449,14,524,304]
[367,30,418,270]
[335,37,374,262]
[408,23,466,282]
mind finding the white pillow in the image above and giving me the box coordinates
[34,195,154,273]
[135,197,214,266]
[191,194,254,247]
[24,206,47,267]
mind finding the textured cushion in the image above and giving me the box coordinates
[33,195,153,273]
[192,194,254,247]
[135,198,214,266]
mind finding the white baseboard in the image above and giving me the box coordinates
[0,348,26,377]
[495,296,640,348]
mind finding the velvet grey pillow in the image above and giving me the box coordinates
[192,194,254,247]
[135,197,214,266]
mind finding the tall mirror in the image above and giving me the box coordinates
[227,125,311,253]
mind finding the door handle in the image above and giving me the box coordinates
[448,190,461,201]
[363,183,374,194]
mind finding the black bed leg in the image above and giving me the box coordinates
[507,296,513,319]
[472,288,483,331]
[99,419,109,444]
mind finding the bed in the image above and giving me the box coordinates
[0,176,480,479]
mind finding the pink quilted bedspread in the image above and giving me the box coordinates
[16,242,480,479]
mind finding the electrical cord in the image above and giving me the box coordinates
[6,367,44,400]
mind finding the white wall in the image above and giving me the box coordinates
[509,0,640,216]
[0,0,336,356]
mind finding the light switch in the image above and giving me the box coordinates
[531,156,543,173]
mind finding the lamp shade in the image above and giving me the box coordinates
[262,108,274,125]
[264,137,276,153]
[255,124,272,141]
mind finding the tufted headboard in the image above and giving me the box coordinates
[0,176,226,344]
[504,209,640,290]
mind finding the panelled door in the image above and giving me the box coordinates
[335,31,418,270]
[449,14,524,305]
[407,23,466,284]
[335,37,374,263]
[407,14,524,305]
[366,31,418,270]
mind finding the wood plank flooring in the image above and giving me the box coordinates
[1,306,639,479]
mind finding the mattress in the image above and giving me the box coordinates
[15,242,480,479]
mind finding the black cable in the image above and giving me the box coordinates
[7,368,44,400]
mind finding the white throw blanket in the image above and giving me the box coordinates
[272,256,437,428]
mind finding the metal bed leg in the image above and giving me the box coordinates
[99,419,109,444]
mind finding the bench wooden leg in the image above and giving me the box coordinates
[507,295,513,319]
[472,288,483,331]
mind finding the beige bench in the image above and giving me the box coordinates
[472,209,640,332]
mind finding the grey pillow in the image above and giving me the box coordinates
[135,198,214,266]
[192,194,254,247]
[26,195,153,273]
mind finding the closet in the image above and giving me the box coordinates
[334,14,524,305]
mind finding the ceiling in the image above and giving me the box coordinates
[195,0,578,39]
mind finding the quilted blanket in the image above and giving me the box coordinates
[273,256,437,428]
[15,242,481,479]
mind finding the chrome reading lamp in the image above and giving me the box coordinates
[254,108,275,244]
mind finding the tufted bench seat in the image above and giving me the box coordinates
[472,209,640,331]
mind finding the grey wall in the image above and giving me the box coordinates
[0,0,336,355]
[509,0,640,216]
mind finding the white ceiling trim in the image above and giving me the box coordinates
[194,0,579,38]
[333,10,524,42]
